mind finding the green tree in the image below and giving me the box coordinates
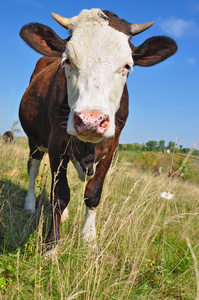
[131,144,143,151]
[182,148,190,154]
[167,141,176,151]
[146,140,158,151]
[142,145,148,151]
[193,149,199,156]
[158,140,165,150]
[126,144,133,151]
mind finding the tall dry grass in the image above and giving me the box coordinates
[0,137,199,299]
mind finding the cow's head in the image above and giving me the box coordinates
[20,9,177,143]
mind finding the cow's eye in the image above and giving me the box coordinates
[120,63,133,75]
[123,64,132,72]
[125,64,131,70]
[61,54,73,69]
[65,58,71,65]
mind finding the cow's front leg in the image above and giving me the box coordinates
[24,141,44,213]
[82,207,97,243]
[24,158,41,213]
[45,150,70,247]
[82,141,119,243]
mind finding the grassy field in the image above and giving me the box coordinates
[0,137,199,299]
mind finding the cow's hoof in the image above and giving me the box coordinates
[61,207,69,222]
[81,228,96,244]
[24,193,36,214]
[43,240,61,259]
[43,244,60,259]
[24,208,35,214]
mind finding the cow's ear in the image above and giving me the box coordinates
[20,23,66,57]
[132,36,177,67]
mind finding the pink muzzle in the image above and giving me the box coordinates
[74,110,109,137]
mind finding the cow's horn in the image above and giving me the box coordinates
[51,13,71,29]
[130,21,154,36]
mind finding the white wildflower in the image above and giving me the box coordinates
[160,192,174,200]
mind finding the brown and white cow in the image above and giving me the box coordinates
[19,9,177,247]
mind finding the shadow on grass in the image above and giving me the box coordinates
[0,179,51,253]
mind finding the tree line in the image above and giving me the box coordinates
[119,140,199,156]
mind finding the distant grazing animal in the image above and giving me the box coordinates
[19,9,177,248]
[3,131,14,144]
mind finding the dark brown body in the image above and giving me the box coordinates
[19,55,128,244]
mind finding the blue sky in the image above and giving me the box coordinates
[0,0,199,149]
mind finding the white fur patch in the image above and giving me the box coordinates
[63,9,133,140]
[82,207,96,242]
[61,207,69,222]
[24,159,41,213]
[69,9,108,32]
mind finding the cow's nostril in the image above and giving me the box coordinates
[100,116,109,129]
[74,111,109,136]
[74,112,83,126]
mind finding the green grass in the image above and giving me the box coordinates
[0,137,199,299]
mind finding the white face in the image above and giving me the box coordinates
[62,9,133,143]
